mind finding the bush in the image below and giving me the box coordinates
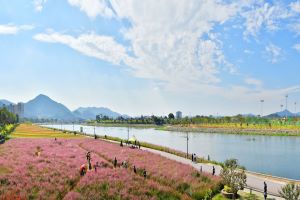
[279,183,300,200]
[220,159,246,198]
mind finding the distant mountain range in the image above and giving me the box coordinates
[265,109,300,118]
[1,94,125,121]
[0,99,13,106]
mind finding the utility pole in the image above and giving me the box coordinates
[295,102,297,114]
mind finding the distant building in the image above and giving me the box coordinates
[5,103,24,118]
[176,111,182,119]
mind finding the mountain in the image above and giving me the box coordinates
[24,94,76,121]
[266,109,296,118]
[0,99,14,106]
[73,107,122,120]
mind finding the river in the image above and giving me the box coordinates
[43,124,300,180]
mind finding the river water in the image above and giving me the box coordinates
[43,124,300,180]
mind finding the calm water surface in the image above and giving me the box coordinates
[43,124,300,180]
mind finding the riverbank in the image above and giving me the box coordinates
[86,123,300,136]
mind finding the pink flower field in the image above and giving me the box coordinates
[0,138,222,200]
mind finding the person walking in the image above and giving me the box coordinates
[200,166,202,173]
[212,166,215,176]
[114,157,117,168]
[263,181,267,200]
[143,169,147,179]
[133,165,137,174]
[120,140,123,147]
[192,153,194,162]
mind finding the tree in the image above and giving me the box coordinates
[279,183,300,200]
[168,113,175,119]
[220,159,247,199]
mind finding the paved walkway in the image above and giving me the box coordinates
[141,147,287,200]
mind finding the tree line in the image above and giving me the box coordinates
[94,113,300,126]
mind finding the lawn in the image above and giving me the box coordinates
[0,124,222,199]
[10,123,84,138]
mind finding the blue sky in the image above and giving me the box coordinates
[1,0,300,116]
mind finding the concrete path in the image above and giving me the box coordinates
[141,147,288,200]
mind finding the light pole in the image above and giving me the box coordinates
[295,102,297,114]
[280,104,283,112]
[285,95,288,119]
[127,126,129,141]
[260,99,264,117]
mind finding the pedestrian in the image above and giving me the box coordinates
[212,166,215,176]
[120,140,123,147]
[143,169,147,179]
[194,154,197,162]
[80,164,86,176]
[192,153,194,162]
[200,166,202,173]
[263,181,267,200]
[133,165,137,174]
[138,142,141,149]
[114,157,117,168]
[94,163,97,172]
[208,155,210,161]
[54,137,57,141]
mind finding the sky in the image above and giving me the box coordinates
[1,0,300,116]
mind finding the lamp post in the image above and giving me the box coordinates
[285,95,288,119]
[295,102,297,114]
[260,99,264,117]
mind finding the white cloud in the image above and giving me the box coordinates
[37,0,239,87]
[0,24,34,35]
[68,0,114,18]
[293,43,300,52]
[265,43,281,63]
[33,0,47,12]
[290,1,300,13]
[244,78,262,87]
[34,32,128,65]
[241,2,290,37]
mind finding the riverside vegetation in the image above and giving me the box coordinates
[87,113,300,136]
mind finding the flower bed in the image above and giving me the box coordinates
[0,138,222,199]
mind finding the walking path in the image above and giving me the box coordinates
[142,147,287,199]
[99,137,289,199]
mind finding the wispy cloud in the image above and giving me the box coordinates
[293,43,300,52]
[241,2,290,38]
[0,24,34,35]
[34,32,128,65]
[33,0,47,12]
[244,78,262,88]
[265,43,282,63]
[68,0,114,18]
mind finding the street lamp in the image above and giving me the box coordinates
[285,95,288,119]
[260,99,264,117]
[295,102,297,114]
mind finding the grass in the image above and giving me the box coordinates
[10,124,84,139]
